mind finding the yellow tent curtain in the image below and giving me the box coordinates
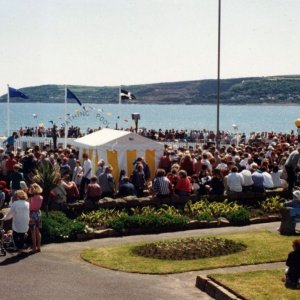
[145,149,156,180]
[126,150,137,177]
[106,150,119,183]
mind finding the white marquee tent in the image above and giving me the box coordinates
[72,128,164,181]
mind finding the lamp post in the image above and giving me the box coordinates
[295,119,300,145]
[216,0,221,148]
[132,113,140,133]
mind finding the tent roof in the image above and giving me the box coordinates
[73,128,163,150]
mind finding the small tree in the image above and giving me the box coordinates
[31,162,61,213]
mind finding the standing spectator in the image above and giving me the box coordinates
[6,153,18,181]
[72,160,83,188]
[60,157,71,177]
[134,157,150,181]
[0,190,30,255]
[3,131,18,153]
[131,164,146,197]
[9,164,24,202]
[28,183,43,253]
[158,151,172,173]
[98,166,115,198]
[80,153,93,199]
[180,153,194,176]
[285,147,300,193]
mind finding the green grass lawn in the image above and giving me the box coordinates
[80,231,295,274]
[210,269,300,300]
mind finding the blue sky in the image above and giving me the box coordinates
[0,0,299,95]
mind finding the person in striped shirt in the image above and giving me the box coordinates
[152,169,172,199]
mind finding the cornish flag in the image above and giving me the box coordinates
[120,89,136,100]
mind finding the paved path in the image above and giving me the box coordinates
[0,222,284,300]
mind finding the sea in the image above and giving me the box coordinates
[0,103,299,136]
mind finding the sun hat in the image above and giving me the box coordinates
[15,190,28,200]
[20,181,28,191]
[292,190,300,201]
[29,183,43,195]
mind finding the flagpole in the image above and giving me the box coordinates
[7,84,10,137]
[116,86,121,130]
[64,85,67,148]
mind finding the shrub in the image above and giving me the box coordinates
[107,213,189,232]
[260,196,284,214]
[133,237,247,260]
[184,200,244,220]
[42,211,86,243]
[78,209,127,229]
[225,207,250,226]
[195,211,214,222]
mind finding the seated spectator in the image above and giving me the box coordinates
[261,167,274,189]
[117,176,136,197]
[270,164,286,188]
[86,176,102,202]
[62,175,79,203]
[191,174,200,195]
[152,169,172,198]
[251,163,265,192]
[226,166,244,193]
[0,184,5,209]
[285,239,300,288]
[118,169,127,186]
[208,169,224,195]
[175,170,192,197]
[240,166,254,191]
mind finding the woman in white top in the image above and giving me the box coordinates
[1,190,29,254]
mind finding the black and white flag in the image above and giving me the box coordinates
[120,89,137,100]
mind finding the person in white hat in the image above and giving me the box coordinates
[284,190,300,209]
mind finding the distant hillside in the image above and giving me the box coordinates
[1,75,300,104]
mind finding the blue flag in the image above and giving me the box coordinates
[8,87,28,99]
[67,88,82,106]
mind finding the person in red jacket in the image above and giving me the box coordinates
[175,170,192,197]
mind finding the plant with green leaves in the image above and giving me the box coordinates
[260,196,285,214]
[42,211,85,243]
[31,161,61,213]
[78,209,127,229]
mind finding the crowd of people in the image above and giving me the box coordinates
[15,125,298,145]
[1,128,300,265]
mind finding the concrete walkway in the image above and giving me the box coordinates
[0,222,285,300]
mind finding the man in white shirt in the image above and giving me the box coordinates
[240,166,254,191]
[226,166,244,192]
[80,153,93,199]
[261,167,274,189]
